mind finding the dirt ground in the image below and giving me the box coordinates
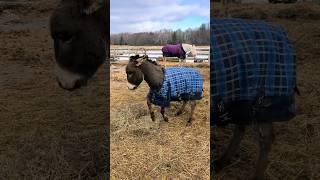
[0,0,108,179]
[212,2,320,180]
[110,61,210,179]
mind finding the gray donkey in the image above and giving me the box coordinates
[211,18,298,180]
[126,55,203,126]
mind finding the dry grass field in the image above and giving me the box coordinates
[212,1,320,180]
[110,61,210,179]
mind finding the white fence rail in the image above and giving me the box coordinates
[110,46,210,63]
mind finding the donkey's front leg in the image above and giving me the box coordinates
[175,100,187,116]
[252,122,274,180]
[214,125,246,172]
[186,100,196,126]
[160,106,168,122]
[147,98,155,121]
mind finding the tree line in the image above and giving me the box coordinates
[110,23,210,46]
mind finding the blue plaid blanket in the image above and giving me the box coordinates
[148,67,203,107]
[211,18,297,124]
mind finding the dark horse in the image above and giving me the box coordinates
[126,55,203,126]
[50,0,108,91]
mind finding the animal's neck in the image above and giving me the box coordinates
[140,61,164,90]
[182,44,190,52]
[182,43,193,56]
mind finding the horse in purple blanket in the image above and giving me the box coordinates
[162,44,186,59]
[161,43,197,63]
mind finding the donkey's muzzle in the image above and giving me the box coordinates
[57,78,88,91]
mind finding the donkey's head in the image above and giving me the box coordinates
[125,55,146,90]
[126,54,164,90]
[50,0,107,91]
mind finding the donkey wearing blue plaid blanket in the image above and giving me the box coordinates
[211,18,298,180]
[126,54,203,126]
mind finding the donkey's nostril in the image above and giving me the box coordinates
[58,81,63,88]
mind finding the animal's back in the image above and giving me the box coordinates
[148,67,203,107]
[211,18,296,101]
[166,68,203,99]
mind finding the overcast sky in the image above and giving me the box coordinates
[110,0,209,34]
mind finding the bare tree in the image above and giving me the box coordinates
[110,24,210,46]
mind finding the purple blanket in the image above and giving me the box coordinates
[161,44,186,59]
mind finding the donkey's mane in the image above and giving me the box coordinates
[146,58,159,66]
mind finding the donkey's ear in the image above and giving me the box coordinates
[129,56,135,61]
[135,55,148,66]
[129,54,140,61]
[135,57,145,66]
[81,0,104,15]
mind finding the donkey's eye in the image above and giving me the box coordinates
[54,32,74,43]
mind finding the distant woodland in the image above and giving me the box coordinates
[110,23,210,46]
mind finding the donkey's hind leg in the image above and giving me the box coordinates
[160,106,168,122]
[175,100,187,116]
[252,122,274,180]
[214,125,246,172]
[147,98,155,121]
[186,100,196,126]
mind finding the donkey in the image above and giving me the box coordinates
[126,55,203,126]
[50,0,108,90]
[161,43,197,66]
[211,18,298,180]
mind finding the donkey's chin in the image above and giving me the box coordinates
[127,82,137,90]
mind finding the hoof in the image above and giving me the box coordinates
[186,122,192,126]
[150,113,155,121]
[186,118,192,126]
[163,116,169,122]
